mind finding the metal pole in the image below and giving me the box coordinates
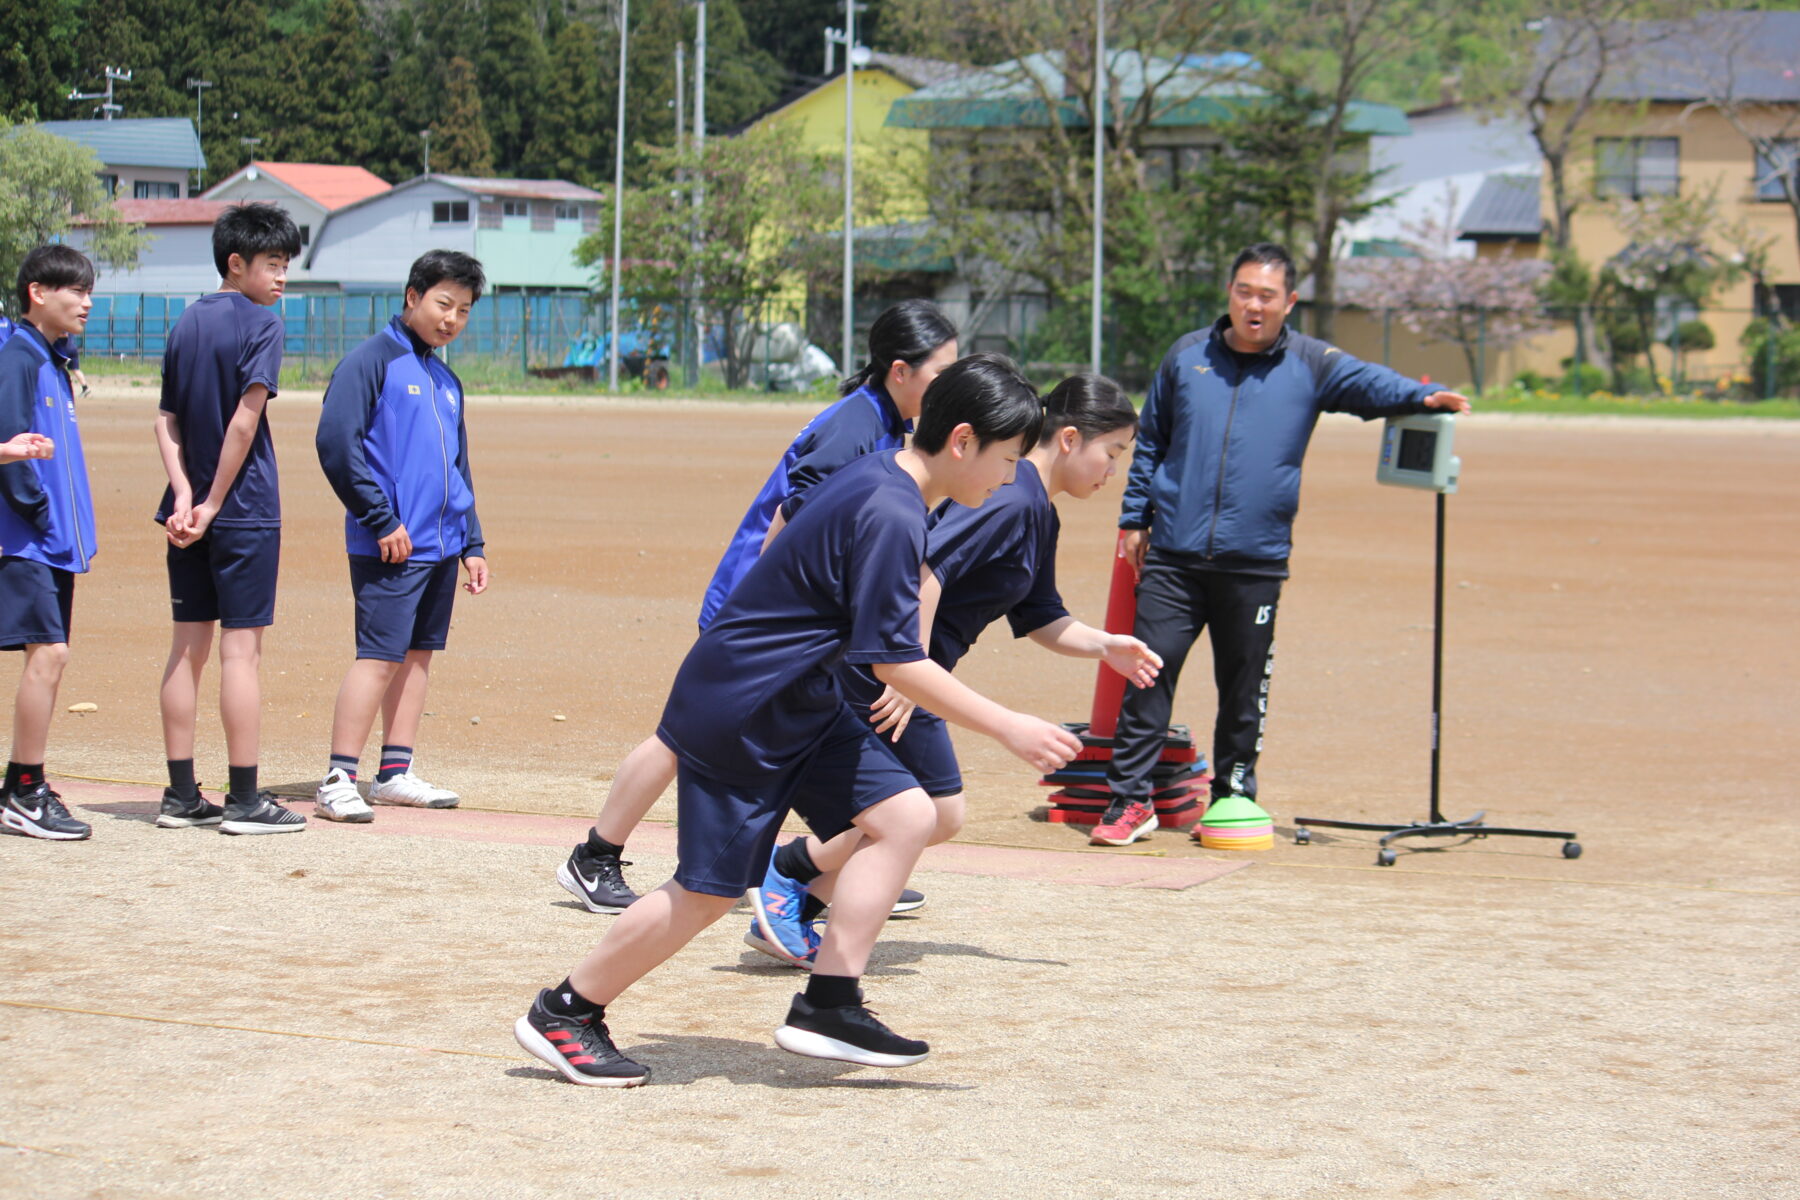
[1430,490,1446,825]
[692,0,707,388]
[841,2,858,375]
[187,79,212,190]
[609,0,630,391]
[1089,0,1105,374]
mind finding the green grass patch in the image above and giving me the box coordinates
[1477,386,1800,419]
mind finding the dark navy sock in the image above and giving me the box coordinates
[329,754,359,782]
[228,764,258,802]
[376,744,413,783]
[5,762,44,794]
[585,828,625,858]
[805,973,860,1009]
[542,977,603,1020]
[167,758,198,798]
[774,838,823,886]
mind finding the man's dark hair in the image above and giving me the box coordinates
[15,244,96,313]
[407,250,486,303]
[912,353,1043,453]
[212,202,303,278]
[1230,243,1297,294]
[1038,372,1137,447]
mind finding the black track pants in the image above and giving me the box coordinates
[1105,552,1283,803]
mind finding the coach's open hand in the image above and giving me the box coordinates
[1423,390,1473,413]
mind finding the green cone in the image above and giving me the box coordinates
[1199,793,1274,827]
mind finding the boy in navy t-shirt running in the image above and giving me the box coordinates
[311,251,489,822]
[153,202,305,835]
[515,355,1082,1087]
[0,246,99,841]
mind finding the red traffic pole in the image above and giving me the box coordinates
[1087,530,1139,737]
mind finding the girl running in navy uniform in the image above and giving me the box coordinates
[744,375,1160,965]
[515,355,1081,1086]
[557,302,957,913]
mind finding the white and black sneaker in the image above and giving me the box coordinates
[221,791,307,835]
[774,993,929,1067]
[155,787,225,828]
[890,889,926,915]
[0,783,91,841]
[557,842,641,913]
[514,989,650,1087]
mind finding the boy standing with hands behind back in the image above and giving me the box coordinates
[312,250,489,822]
[154,202,306,834]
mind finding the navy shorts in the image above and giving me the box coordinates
[349,555,459,662]
[0,557,74,650]
[839,664,963,796]
[167,525,280,628]
[667,704,923,898]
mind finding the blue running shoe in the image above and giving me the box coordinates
[747,853,817,967]
[745,916,817,970]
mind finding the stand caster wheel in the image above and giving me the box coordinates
[1294,828,1311,845]
[1376,849,1397,867]
[1562,841,1582,859]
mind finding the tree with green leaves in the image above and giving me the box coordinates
[520,24,605,184]
[477,0,552,174]
[270,0,386,165]
[437,56,496,175]
[0,125,146,307]
[0,0,84,124]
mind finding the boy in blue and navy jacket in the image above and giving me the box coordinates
[312,250,489,823]
[0,246,99,841]
[154,202,306,836]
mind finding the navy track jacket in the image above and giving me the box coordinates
[316,317,483,563]
[1120,317,1431,567]
[0,322,96,572]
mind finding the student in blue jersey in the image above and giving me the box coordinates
[153,202,307,835]
[515,355,1083,1087]
[556,300,959,914]
[0,247,99,841]
[311,250,490,823]
[745,373,1162,966]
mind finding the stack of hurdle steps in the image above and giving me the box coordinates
[1041,722,1210,828]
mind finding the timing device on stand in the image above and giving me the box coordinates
[1292,414,1583,867]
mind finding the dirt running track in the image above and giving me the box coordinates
[0,384,1795,1198]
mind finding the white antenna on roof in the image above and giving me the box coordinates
[68,67,132,119]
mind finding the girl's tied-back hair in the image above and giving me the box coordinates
[1038,373,1137,446]
[840,299,958,396]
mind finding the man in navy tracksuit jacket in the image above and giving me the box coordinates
[1092,243,1471,846]
[311,250,489,823]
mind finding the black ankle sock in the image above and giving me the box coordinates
[801,894,828,923]
[805,973,860,1009]
[228,764,258,802]
[543,978,603,1020]
[774,838,823,886]
[167,758,198,797]
[585,828,625,858]
[5,762,43,793]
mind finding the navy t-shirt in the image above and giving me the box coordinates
[923,458,1070,670]
[155,291,284,527]
[659,451,929,783]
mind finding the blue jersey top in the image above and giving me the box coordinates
[155,291,285,528]
[316,317,483,563]
[696,384,907,630]
[659,451,929,783]
[0,322,97,572]
[922,459,1069,670]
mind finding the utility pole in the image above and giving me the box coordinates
[421,129,432,175]
[69,66,132,120]
[187,78,213,189]
[609,0,631,391]
[1090,0,1105,374]
[840,1,862,376]
[690,0,706,389]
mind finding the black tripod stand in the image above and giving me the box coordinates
[1294,491,1582,866]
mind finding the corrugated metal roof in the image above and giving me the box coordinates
[887,50,1409,135]
[33,118,206,170]
[433,175,604,202]
[1540,13,1800,103]
[1457,174,1542,241]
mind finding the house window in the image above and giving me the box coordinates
[432,200,470,224]
[1596,137,1679,199]
[97,173,119,196]
[501,199,529,217]
[553,203,579,221]
[134,180,181,199]
[298,224,311,247]
[1755,141,1798,201]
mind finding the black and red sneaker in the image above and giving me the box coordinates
[513,989,649,1088]
[1,783,91,841]
[1090,800,1158,846]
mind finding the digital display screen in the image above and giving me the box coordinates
[1397,428,1437,473]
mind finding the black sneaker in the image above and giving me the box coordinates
[513,989,650,1087]
[557,842,641,913]
[1,783,91,840]
[155,787,224,828]
[890,888,926,915]
[220,791,306,835]
[774,993,929,1067]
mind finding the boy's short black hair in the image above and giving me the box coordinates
[912,353,1043,454]
[406,250,486,303]
[15,244,96,313]
[212,202,303,278]
[1230,242,1297,294]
